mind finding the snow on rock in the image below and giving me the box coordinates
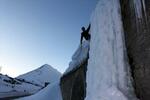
[17,64,61,86]
[85,0,138,100]
[16,81,62,100]
[64,40,90,75]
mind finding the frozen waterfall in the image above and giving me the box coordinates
[85,0,138,100]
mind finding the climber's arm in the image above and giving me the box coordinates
[87,24,91,32]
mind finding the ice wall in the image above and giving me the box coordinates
[85,0,137,100]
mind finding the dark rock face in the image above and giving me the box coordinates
[60,60,87,100]
[120,0,150,100]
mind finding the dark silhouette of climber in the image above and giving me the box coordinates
[80,24,91,45]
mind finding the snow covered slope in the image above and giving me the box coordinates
[16,81,62,100]
[0,74,42,99]
[0,64,61,99]
[85,0,137,100]
[17,64,61,87]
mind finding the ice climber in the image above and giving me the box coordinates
[80,24,91,44]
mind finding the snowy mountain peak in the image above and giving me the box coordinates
[38,64,60,73]
[39,64,51,69]
[17,64,61,87]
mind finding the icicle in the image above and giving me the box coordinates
[141,0,148,24]
[133,0,143,18]
[133,0,147,20]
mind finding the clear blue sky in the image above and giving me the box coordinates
[0,0,98,77]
